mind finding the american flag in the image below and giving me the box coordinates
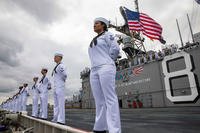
[124,7,163,40]
[132,66,143,76]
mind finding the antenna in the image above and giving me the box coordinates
[187,14,195,43]
[176,19,184,47]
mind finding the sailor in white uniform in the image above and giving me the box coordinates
[18,86,24,112]
[10,97,15,112]
[51,53,67,124]
[21,83,30,111]
[155,51,159,60]
[88,17,121,133]
[38,68,51,119]
[7,98,11,111]
[13,95,18,113]
[32,76,40,117]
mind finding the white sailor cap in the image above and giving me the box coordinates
[33,74,39,78]
[94,17,109,27]
[42,67,48,71]
[54,53,63,57]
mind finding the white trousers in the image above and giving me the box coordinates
[14,100,18,112]
[32,95,39,117]
[90,64,121,133]
[22,96,28,111]
[52,88,65,124]
[39,93,48,119]
[18,96,22,112]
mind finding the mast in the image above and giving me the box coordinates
[134,0,146,54]
[187,14,195,43]
[109,0,147,59]
[135,0,139,12]
[176,19,184,47]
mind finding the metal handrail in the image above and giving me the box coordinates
[19,113,91,133]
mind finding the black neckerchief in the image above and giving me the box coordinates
[52,62,61,76]
[20,88,23,93]
[21,88,25,93]
[39,76,45,83]
[90,31,105,48]
[32,83,36,89]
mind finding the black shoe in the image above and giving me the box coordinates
[57,122,65,125]
[40,118,47,120]
[93,130,106,133]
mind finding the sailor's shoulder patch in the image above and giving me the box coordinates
[58,64,65,72]
[109,35,114,40]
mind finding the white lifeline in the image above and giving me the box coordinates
[21,87,29,111]
[32,82,39,117]
[38,76,51,119]
[52,63,67,124]
[88,31,121,133]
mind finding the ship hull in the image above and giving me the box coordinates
[81,46,200,109]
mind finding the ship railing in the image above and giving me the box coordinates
[19,112,92,133]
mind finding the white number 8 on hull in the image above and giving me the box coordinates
[162,51,199,102]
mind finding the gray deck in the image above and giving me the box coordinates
[63,107,200,133]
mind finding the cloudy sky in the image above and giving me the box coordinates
[0,0,199,103]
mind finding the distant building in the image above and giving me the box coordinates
[194,32,200,43]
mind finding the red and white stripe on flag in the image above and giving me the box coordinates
[128,13,162,40]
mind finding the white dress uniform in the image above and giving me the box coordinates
[155,52,159,60]
[7,100,11,111]
[38,75,51,119]
[15,95,18,112]
[3,103,7,110]
[32,82,40,117]
[52,60,67,124]
[149,53,153,61]
[88,17,121,133]
[13,96,18,112]
[18,89,23,111]
[143,56,147,63]
[21,87,29,111]
[138,57,141,64]
[11,99,14,112]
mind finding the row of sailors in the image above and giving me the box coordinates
[0,53,67,125]
[137,50,164,64]
[138,45,178,64]
[116,45,178,70]
[0,76,50,119]
[0,84,29,112]
[1,17,123,133]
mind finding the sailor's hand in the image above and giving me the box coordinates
[62,75,67,82]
